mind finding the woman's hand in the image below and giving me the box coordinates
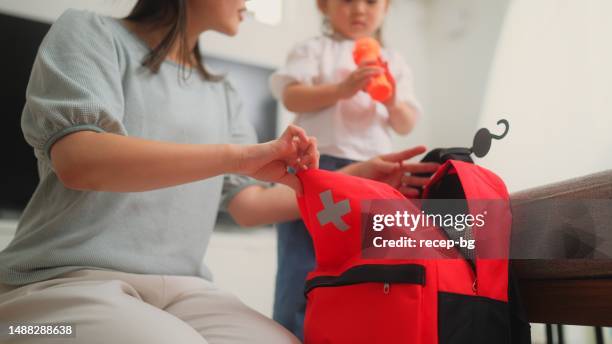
[340,146,439,197]
[236,125,319,194]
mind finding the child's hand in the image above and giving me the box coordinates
[237,125,319,194]
[336,61,383,100]
[381,61,398,108]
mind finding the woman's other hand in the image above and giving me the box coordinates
[341,146,439,197]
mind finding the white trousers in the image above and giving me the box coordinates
[0,269,300,344]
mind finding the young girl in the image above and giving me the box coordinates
[270,0,423,339]
[0,0,435,342]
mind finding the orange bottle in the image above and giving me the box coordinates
[352,37,394,102]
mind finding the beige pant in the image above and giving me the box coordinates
[0,269,300,344]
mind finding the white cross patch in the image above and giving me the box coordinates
[316,190,351,232]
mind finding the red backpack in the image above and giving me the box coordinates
[296,157,529,344]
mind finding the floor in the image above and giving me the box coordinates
[206,224,278,317]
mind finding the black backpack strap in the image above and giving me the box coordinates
[421,167,476,270]
[413,147,473,179]
[508,266,532,343]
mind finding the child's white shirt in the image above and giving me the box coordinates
[270,35,422,162]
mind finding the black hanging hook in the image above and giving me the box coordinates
[412,118,510,186]
[490,119,510,140]
[471,119,510,158]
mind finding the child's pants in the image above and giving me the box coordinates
[273,154,356,341]
[0,269,299,344]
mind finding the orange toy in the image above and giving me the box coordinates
[352,37,394,102]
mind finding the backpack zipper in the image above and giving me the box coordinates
[304,264,425,296]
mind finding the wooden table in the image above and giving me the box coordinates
[510,170,612,326]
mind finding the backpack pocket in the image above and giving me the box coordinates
[304,264,425,344]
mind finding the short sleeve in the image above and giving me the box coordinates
[219,81,265,212]
[21,9,126,165]
[223,81,257,146]
[389,51,424,118]
[269,39,320,100]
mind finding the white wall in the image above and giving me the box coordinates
[477,0,612,192]
[202,0,321,69]
[425,0,510,148]
[385,0,433,150]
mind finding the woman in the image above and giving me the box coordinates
[0,1,437,343]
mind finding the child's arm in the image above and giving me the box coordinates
[385,101,419,135]
[383,54,422,135]
[283,64,383,113]
[228,146,439,227]
[283,83,343,113]
[50,125,316,194]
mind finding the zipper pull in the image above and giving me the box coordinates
[472,278,478,294]
[383,282,390,294]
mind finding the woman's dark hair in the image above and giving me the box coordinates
[126,0,219,80]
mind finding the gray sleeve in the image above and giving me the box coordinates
[21,9,126,166]
[219,81,267,212]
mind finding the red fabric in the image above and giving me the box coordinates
[297,171,405,272]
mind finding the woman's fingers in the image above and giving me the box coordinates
[380,146,427,163]
[294,137,308,167]
[286,124,309,145]
[279,124,308,153]
[400,174,431,188]
[291,135,319,171]
[303,137,319,169]
[374,159,399,175]
[297,151,312,171]
[400,162,440,174]
[279,124,311,159]
[278,173,303,196]
[398,186,421,198]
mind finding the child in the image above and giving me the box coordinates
[269,0,423,339]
